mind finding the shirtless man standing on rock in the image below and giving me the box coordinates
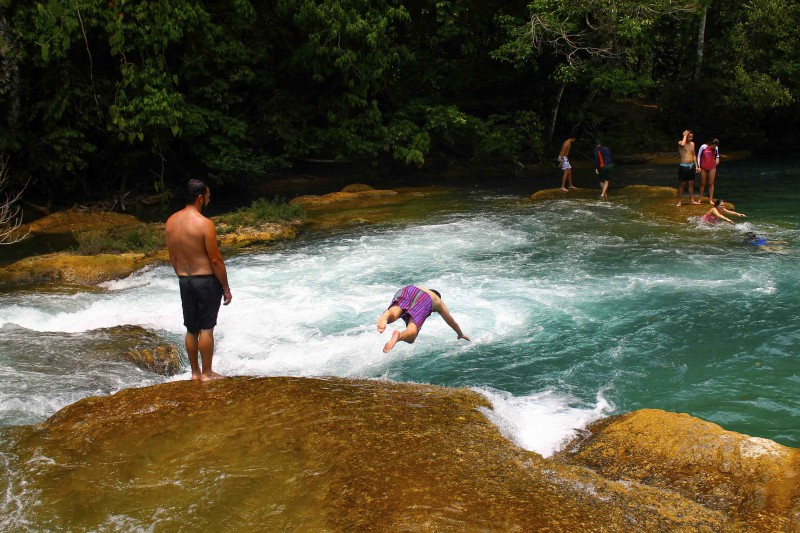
[165,179,232,381]
[677,130,701,207]
[558,133,578,192]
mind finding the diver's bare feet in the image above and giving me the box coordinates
[377,315,388,333]
[561,188,569,192]
[568,185,577,189]
[676,202,682,207]
[691,200,701,205]
[191,371,202,381]
[201,371,226,381]
[383,331,400,353]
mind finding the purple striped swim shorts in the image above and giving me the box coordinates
[390,285,433,330]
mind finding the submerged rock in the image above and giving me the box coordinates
[2,377,767,531]
[557,409,800,531]
[100,325,182,376]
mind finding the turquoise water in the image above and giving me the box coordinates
[0,158,798,456]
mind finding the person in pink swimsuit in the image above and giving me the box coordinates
[697,138,720,204]
[376,285,470,353]
[702,199,746,225]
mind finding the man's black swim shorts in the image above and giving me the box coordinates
[179,274,224,334]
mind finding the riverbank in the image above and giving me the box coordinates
[1,183,435,288]
[2,376,797,530]
[0,181,718,289]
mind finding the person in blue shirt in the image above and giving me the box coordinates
[593,140,614,198]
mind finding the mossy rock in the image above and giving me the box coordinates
[0,251,168,288]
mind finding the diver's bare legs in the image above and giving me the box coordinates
[383,324,419,353]
[377,305,403,333]
[600,181,609,198]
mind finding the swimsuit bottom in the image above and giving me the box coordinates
[390,285,433,331]
[179,274,224,334]
[678,163,696,182]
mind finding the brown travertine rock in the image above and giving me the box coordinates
[340,183,375,193]
[557,409,800,531]
[24,210,142,234]
[3,377,752,531]
[216,220,301,249]
[290,188,398,206]
[527,185,734,224]
[0,251,168,287]
[100,325,182,376]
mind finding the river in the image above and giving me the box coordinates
[1,157,798,458]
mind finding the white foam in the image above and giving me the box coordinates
[476,388,612,458]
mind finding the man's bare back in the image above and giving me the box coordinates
[165,208,215,276]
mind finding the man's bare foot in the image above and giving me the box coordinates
[568,185,577,189]
[201,371,226,381]
[383,330,400,353]
[676,202,682,207]
[691,200,701,205]
[561,188,569,192]
[377,316,387,333]
[191,371,202,381]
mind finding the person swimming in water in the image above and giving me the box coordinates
[702,199,746,225]
[742,232,787,252]
[376,285,470,353]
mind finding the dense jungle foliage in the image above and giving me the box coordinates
[1,0,799,205]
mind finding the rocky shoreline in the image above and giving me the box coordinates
[0,184,456,289]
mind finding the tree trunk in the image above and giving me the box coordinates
[548,83,566,142]
[695,7,707,80]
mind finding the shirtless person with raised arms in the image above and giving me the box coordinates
[677,130,701,207]
[165,179,232,381]
[377,285,470,353]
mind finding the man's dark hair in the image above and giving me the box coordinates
[186,179,208,204]
[431,289,441,299]
[711,138,719,145]
[595,139,602,147]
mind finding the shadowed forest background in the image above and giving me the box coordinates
[1,0,799,208]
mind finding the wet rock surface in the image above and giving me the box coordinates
[101,325,183,376]
[557,409,800,531]
[4,377,784,531]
